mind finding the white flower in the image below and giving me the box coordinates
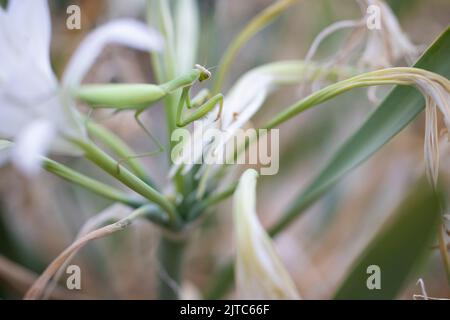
[234,169,301,299]
[11,119,56,175]
[0,0,163,175]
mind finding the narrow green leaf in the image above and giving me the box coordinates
[334,178,441,299]
[270,26,450,236]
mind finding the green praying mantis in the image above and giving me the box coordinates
[77,64,223,127]
[76,64,224,167]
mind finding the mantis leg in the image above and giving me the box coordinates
[176,86,224,127]
[115,109,165,174]
[189,88,210,108]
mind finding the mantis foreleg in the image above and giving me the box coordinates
[176,86,224,127]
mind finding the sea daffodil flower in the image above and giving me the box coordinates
[0,0,163,175]
[233,169,301,299]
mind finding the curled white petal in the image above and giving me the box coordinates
[234,169,300,299]
[12,119,56,176]
[360,0,418,67]
[305,19,364,62]
[62,19,164,87]
[376,0,418,62]
[424,98,439,186]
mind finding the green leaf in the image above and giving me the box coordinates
[334,178,441,299]
[269,26,450,236]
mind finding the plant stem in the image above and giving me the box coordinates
[42,158,145,208]
[147,0,185,194]
[86,120,157,188]
[203,183,237,207]
[204,262,234,300]
[70,138,178,223]
[157,235,187,299]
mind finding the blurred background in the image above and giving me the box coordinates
[0,0,449,299]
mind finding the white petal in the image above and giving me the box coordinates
[424,98,439,186]
[234,169,300,299]
[305,19,363,62]
[2,0,53,80]
[12,119,56,176]
[378,1,418,62]
[360,31,391,68]
[62,19,164,87]
[0,60,81,141]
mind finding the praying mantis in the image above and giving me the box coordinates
[76,64,224,167]
[77,64,224,128]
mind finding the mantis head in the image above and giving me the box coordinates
[195,64,212,82]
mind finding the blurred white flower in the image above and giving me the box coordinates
[233,169,301,299]
[0,0,163,175]
[11,119,56,175]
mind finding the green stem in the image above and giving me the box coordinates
[86,121,157,188]
[147,0,184,194]
[263,66,441,130]
[157,235,187,299]
[204,262,234,300]
[212,0,298,93]
[70,138,178,224]
[42,158,145,208]
[263,79,383,130]
[203,183,237,208]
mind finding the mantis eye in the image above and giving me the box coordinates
[195,64,211,81]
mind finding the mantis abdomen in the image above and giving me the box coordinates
[76,84,167,109]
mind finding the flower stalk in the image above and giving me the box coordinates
[70,138,178,225]
[42,158,146,208]
[157,235,187,299]
[86,120,157,188]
